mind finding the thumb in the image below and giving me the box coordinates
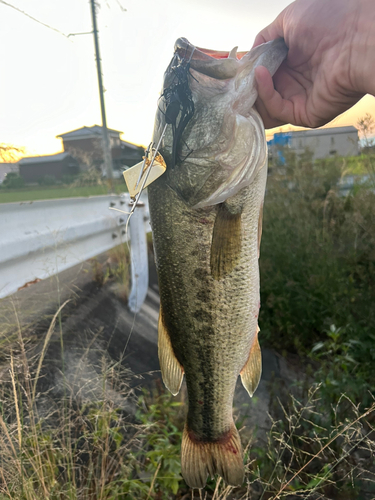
[255,66,277,102]
[254,66,292,128]
[252,9,287,48]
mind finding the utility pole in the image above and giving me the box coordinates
[90,0,114,192]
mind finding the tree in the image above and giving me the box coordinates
[0,143,25,163]
[357,113,375,150]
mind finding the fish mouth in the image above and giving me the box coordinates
[175,37,247,62]
[174,37,288,81]
[174,37,245,80]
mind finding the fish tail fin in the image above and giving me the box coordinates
[181,423,244,489]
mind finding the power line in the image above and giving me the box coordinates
[0,0,69,38]
[114,0,127,12]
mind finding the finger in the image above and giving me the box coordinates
[252,33,268,48]
[254,66,294,128]
[254,98,285,130]
[252,12,285,48]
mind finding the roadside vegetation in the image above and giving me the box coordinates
[260,146,375,408]
[0,173,127,203]
[0,183,125,204]
[1,322,374,500]
[0,163,126,204]
[1,127,375,498]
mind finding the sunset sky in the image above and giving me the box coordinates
[1,0,374,158]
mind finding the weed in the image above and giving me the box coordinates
[260,149,375,403]
[89,243,130,301]
[1,322,375,500]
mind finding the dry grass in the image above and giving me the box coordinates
[1,306,375,499]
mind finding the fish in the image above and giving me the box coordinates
[148,37,287,489]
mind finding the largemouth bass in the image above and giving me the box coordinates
[148,37,287,489]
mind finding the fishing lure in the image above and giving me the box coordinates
[159,44,195,168]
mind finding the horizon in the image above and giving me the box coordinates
[1,119,373,164]
[1,0,374,160]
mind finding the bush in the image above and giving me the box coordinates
[72,167,103,187]
[259,149,375,405]
[61,174,79,185]
[1,172,24,189]
[37,175,58,186]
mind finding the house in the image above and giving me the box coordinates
[18,152,79,184]
[56,125,144,172]
[0,162,18,183]
[16,126,144,184]
[268,126,359,162]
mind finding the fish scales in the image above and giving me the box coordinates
[149,170,264,423]
[148,37,287,488]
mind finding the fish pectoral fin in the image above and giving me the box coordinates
[210,202,242,280]
[158,307,184,396]
[181,423,244,489]
[240,326,262,397]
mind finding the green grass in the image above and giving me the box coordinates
[0,183,126,204]
[260,149,375,409]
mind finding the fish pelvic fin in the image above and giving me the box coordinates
[210,203,242,280]
[158,306,184,396]
[181,423,244,489]
[240,326,262,397]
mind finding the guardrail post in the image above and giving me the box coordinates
[127,202,149,313]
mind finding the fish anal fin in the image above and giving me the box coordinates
[181,423,244,489]
[158,307,184,396]
[240,326,262,397]
[210,203,242,280]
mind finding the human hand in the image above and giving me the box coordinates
[252,0,375,129]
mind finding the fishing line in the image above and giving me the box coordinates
[108,204,138,360]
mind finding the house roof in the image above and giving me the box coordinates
[57,125,123,140]
[18,152,71,166]
[120,139,143,152]
[275,126,358,139]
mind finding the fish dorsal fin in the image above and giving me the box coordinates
[210,202,242,280]
[158,306,184,395]
[228,46,238,59]
[240,326,262,397]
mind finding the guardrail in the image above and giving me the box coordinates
[0,194,151,312]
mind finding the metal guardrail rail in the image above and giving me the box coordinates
[0,194,151,312]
